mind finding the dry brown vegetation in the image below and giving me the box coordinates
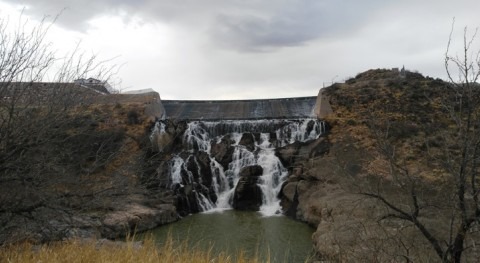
[324,69,450,179]
[310,66,480,262]
[0,235,273,263]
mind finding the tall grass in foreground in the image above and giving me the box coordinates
[0,234,279,263]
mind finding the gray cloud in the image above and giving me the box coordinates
[209,0,386,51]
[5,0,386,51]
[211,13,320,51]
[3,0,228,29]
[6,0,114,31]
[1,0,479,100]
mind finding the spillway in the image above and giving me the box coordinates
[151,118,325,216]
[162,97,317,120]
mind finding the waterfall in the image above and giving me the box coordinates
[153,118,325,216]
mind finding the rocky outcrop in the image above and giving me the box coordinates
[172,153,217,216]
[239,133,256,151]
[232,165,264,211]
[276,137,330,168]
[0,99,183,245]
[101,203,177,239]
[278,69,476,261]
[151,120,187,153]
[0,186,179,243]
[210,135,235,169]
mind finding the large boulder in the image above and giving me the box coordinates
[210,135,235,169]
[279,181,299,218]
[175,185,202,216]
[184,152,217,204]
[101,203,178,239]
[275,141,301,167]
[276,137,330,168]
[239,133,256,151]
[232,165,264,211]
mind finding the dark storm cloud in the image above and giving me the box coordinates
[211,12,321,51]
[209,0,386,51]
[3,0,385,51]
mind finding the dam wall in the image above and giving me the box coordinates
[162,96,318,120]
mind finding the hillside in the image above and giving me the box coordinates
[0,92,176,244]
[280,68,480,261]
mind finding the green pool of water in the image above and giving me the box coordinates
[140,210,315,262]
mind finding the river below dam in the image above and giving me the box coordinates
[140,210,315,262]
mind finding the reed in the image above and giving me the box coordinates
[0,234,275,263]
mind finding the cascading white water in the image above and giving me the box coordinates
[156,118,325,216]
[256,147,288,216]
[210,159,229,206]
[183,121,211,152]
[170,156,184,186]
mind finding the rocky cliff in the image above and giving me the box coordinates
[0,92,176,244]
[280,69,480,261]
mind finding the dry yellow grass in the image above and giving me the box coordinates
[0,235,274,263]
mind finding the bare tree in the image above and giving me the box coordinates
[0,13,116,180]
[362,23,480,263]
[0,13,123,243]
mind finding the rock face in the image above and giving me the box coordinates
[101,203,177,239]
[173,151,217,216]
[278,69,480,261]
[151,120,187,153]
[233,165,264,211]
[239,133,256,151]
[210,135,235,169]
[276,137,330,168]
[0,100,183,245]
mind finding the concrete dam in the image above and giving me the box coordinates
[162,96,318,120]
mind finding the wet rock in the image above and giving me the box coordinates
[210,135,235,169]
[276,137,331,168]
[281,181,298,202]
[176,189,200,216]
[232,165,263,211]
[275,141,301,167]
[239,133,256,151]
[239,165,263,177]
[179,153,216,211]
[196,151,214,187]
[279,181,299,218]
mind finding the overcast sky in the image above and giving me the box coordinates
[0,1,479,99]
